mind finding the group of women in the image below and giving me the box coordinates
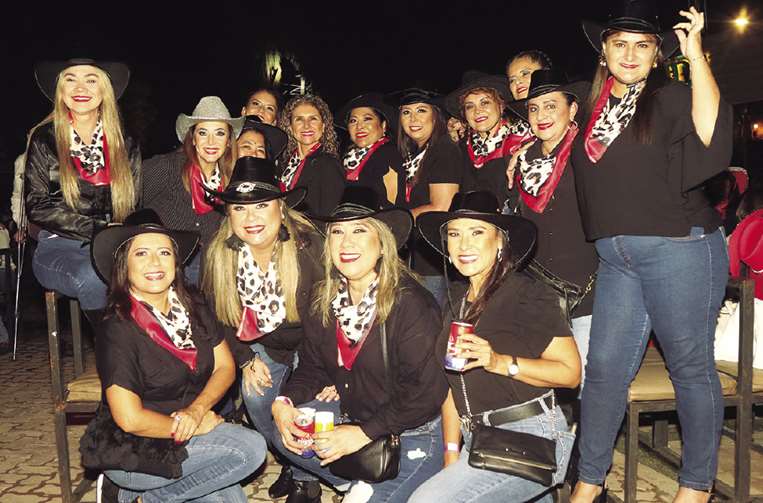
[23,1,732,502]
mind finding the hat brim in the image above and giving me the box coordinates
[239,121,289,160]
[91,224,200,284]
[312,207,413,250]
[444,76,512,120]
[35,59,130,102]
[417,210,537,266]
[175,115,245,143]
[204,184,307,209]
[581,19,680,58]
[507,81,591,123]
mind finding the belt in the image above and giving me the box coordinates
[472,395,554,426]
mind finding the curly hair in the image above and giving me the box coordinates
[277,95,339,163]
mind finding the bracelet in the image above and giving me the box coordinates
[445,442,460,452]
[239,353,260,370]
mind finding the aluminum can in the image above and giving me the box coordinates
[314,411,335,433]
[294,407,316,458]
[444,321,473,371]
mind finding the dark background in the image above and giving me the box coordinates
[0,0,756,207]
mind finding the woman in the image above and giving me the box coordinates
[237,114,288,160]
[241,86,281,126]
[506,50,553,102]
[201,156,325,499]
[338,93,403,204]
[392,88,466,303]
[507,69,597,385]
[570,4,732,502]
[271,186,447,503]
[277,94,345,216]
[25,58,141,322]
[83,209,266,502]
[142,96,242,286]
[410,190,579,503]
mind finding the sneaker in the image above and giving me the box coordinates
[96,473,120,503]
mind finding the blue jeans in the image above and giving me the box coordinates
[105,422,266,503]
[409,391,574,503]
[241,343,291,444]
[184,251,201,287]
[578,227,728,491]
[571,315,593,393]
[272,398,444,502]
[32,231,107,310]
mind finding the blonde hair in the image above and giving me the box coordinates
[313,217,412,327]
[181,124,238,192]
[202,202,315,327]
[49,66,136,222]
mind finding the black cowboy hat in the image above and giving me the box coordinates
[507,69,592,123]
[417,191,537,266]
[240,115,289,160]
[582,0,680,57]
[444,71,512,120]
[203,156,306,207]
[336,93,398,134]
[34,58,130,102]
[386,88,445,111]
[312,186,413,249]
[91,209,200,284]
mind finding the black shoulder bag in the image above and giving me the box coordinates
[525,259,595,324]
[329,323,401,483]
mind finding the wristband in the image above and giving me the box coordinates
[445,442,460,452]
[275,396,293,407]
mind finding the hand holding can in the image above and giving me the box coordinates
[294,407,316,458]
[445,321,474,372]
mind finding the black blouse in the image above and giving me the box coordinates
[344,141,403,204]
[282,277,448,440]
[95,294,224,416]
[519,141,598,317]
[571,81,733,240]
[458,139,508,209]
[288,148,345,217]
[441,274,572,416]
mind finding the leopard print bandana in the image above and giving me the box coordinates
[403,147,427,185]
[470,121,511,159]
[134,287,195,350]
[237,245,286,334]
[509,119,532,137]
[342,137,388,174]
[70,120,105,175]
[585,77,645,163]
[332,277,378,345]
[200,164,221,192]
[517,144,555,197]
[280,150,303,190]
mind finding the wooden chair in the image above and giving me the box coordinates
[617,278,756,503]
[47,290,101,503]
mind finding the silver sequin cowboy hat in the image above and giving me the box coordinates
[175,96,245,143]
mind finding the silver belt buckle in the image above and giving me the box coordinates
[460,414,474,431]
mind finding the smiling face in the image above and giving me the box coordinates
[602,31,660,90]
[242,90,278,125]
[507,56,543,100]
[290,103,325,150]
[400,102,435,148]
[527,91,578,146]
[228,199,282,255]
[237,130,268,159]
[193,121,230,167]
[127,233,176,300]
[463,91,502,135]
[59,65,104,116]
[446,218,504,290]
[348,107,386,148]
[328,219,381,288]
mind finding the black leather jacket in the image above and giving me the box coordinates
[25,122,142,241]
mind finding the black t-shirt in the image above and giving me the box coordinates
[440,273,572,416]
[344,141,402,204]
[397,136,471,276]
[571,81,733,240]
[459,140,509,209]
[95,295,224,416]
[288,148,345,218]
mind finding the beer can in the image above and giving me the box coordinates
[444,321,473,372]
[314,411,335,433]
[294,407,316,458]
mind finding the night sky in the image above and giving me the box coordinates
[0,0,751,166]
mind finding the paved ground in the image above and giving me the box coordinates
[1,313,761,502]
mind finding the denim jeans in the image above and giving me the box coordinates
[408,391,575,503]
[241,343,291,444]
[272,398,444,503]
[578,227,728,491]
[105,422,267,503]
[571,315,593,393]
[32,231,107,310]
[184,251,201,287]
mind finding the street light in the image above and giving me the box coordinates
[733,8,750,33]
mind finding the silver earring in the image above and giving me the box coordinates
[447,255,453,264]
[497,248,503,261]
[599,55,607,67]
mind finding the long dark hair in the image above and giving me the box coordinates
[396,103,448,185]
[587,30,666,144]
[505,50,553,74]
[242,86,283,115]
[106,236,195,321]
[461,232,516,325]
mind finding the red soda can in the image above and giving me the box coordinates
[445,321,473,372]
[294,407,316,458]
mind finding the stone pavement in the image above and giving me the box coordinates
[1,325,761,502]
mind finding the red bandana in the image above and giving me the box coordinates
[235,307,266,342]
[518,124,579,214]
[279,143,322,191]
[189,164,219,215]
[344,137,389,181]
[466,123,532,169]
[72,133,111,186]
[336,319,374,370]
[129,296,198,371]
[583,76,616,163]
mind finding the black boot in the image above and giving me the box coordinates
[285,479,321,503]
[269,465,294,499]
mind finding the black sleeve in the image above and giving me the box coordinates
[95,320,144,397]
[514,278,573,357]
[360,287,447,439]
[220,324,256,368]
[280,314,334,405]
